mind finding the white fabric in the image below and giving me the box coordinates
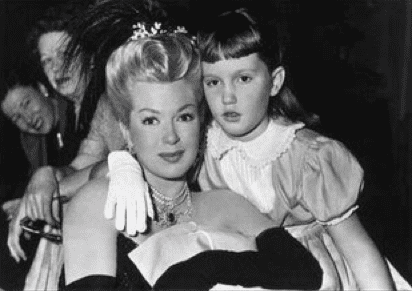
[388,260,412,290]
[128,221,256,286]
[207,120,304,213]
[23,237,63,291]
[105,151,153,235]
[207,120,304,167]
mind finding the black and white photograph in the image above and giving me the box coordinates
[0,0,411,290]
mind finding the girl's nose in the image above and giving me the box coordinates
[163,122,180,145]
[222,85,237,105]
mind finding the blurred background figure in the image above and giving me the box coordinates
[2,62,78,174]
[0,59,78,291]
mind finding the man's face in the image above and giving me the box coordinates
[2,85,56,135]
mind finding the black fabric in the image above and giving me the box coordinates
[45,100,82,167]
[115,234,151,291]
[64,275,116,291]
[154,227,322,290]
[56,101,82,166]
[59,234,150,291]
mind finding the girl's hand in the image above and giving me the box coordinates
[104,151,153,235]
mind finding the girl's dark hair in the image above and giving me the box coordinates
[197,8,319,126]
[63,0,167,137]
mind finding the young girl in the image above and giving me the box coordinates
[196,7,394,290]
[106,6,397,290]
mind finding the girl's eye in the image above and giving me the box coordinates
[178,113,195,122]
[142,117,159,125]
[204,79,220,87]
[238,75,252,83]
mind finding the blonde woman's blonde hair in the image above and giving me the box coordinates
[106,33,202,127]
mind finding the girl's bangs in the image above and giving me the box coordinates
[201,27,262,63]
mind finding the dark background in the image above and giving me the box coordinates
[1,0,411,284]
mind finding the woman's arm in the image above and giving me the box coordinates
[57,160,107,199]
[327,213,395,290]
[63,177,117,285]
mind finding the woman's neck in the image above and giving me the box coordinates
[145,175,187,200]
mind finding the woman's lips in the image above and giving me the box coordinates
[158,150,184,163]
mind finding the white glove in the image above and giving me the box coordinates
[104,151,154,235]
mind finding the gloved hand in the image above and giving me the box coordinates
[104,151,153,235]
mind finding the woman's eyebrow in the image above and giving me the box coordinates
[177,104,196,112]
[138,108,160,114]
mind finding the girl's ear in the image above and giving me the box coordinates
[270,66,285,96]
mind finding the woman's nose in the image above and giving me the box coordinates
[163,122,180,145]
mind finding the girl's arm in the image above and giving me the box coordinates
[63,177,117,285]
[327,213,395,290]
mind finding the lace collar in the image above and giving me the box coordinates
[207,119,304,166]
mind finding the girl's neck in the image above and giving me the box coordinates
[226,115,270,142]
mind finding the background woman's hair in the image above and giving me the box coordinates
[63,0,167,138]
[197,8,319,127]
[26,1,90,74]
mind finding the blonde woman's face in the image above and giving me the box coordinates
[38,31,85,103]
[127,79,200,186]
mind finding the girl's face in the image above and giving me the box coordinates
[38,31,85,103]
[126,79,200,188]
[202,53,276,142]
[2,85,56,135]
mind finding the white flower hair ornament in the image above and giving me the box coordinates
[130,21,196,44]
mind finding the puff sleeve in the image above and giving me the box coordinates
[299,137,364,225]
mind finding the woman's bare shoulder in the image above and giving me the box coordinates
[66,177,109,216]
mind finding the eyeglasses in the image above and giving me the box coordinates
[20,216,62,244]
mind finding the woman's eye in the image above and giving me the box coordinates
[238,75,252,83]
[204,79,220,87]
[142,117,159,125]
[178,113,195,122]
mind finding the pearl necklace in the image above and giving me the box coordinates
[150,183,192,227]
